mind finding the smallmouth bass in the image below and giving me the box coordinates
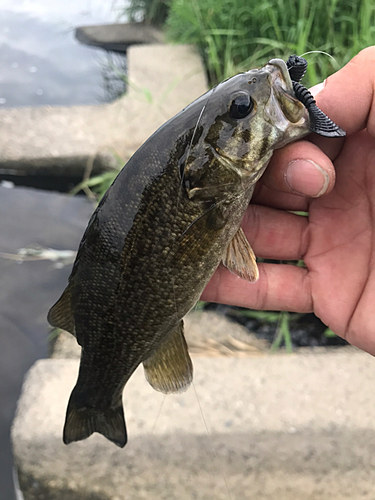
[48,56,344,447]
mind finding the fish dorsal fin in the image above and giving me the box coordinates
[47,284,76,336]
[222,227,259,283]
[143,321,193,394]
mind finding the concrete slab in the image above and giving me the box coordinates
[75,23,165,52]
[12,349,375,499]
[0,44,207,180]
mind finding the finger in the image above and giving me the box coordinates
[313,46,375,137]
[201,263,312,313]
[307,134,344,164]
[242,204,308,260]
[260,140,336,198]
[253,184,310,212]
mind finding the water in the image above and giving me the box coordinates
[0,0,128,108]
[0,184,94,500]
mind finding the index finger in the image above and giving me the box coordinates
[282,47,375,170]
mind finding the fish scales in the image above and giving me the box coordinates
[48,56,345,448]
[71,117,253,409]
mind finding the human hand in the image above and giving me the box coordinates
[202,47,375,355]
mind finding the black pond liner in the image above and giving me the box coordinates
[203,303,348,349]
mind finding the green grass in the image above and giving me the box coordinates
[271,311,293,352]
[125,0,170,26]
[122,0,375,86]
[228,309,301,352]
[70,171,120,200]
[163,0,375,87]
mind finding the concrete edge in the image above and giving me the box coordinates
[75,23,165,51]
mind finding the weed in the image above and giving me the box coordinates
[271,311,293,352]
[70,171,120,200]
[125,0,170,26]
[164,0,375,86]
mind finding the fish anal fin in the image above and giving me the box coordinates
[143,321,193,394]
[222,227,259,283]
[47,285,76,336]
[63,391,127,448]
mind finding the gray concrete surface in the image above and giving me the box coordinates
[75,23,165,51]
[0,185,93,500]
[12,349,375,499]
[0,44,207,179]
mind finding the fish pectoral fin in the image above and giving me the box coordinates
[222,227,259,283]
[143,321,193,394]
[173,203,226,265]
[47,284,76,336]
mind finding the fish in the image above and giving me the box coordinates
[48,56,345,448]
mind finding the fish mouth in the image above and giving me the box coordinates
[264,58,294,94]
[263,58,310,139]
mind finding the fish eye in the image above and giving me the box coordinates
[228,92,254,119]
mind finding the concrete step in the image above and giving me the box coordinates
[0,44,207,180]
[75,23,165,52]
[12,348,375,499]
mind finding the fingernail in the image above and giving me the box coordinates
[285,159,329,197]
[310,80,326,98]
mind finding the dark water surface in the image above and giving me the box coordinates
[0,184,93,500]
[0,0,127,107]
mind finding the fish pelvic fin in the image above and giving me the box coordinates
[143,320,193,394]
[63,391,127,448]
[47,284,76,336]
[222,227,259,283]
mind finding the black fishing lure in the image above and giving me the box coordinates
[286,55,345,138]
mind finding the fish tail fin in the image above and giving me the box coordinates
[63,391,127,448]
